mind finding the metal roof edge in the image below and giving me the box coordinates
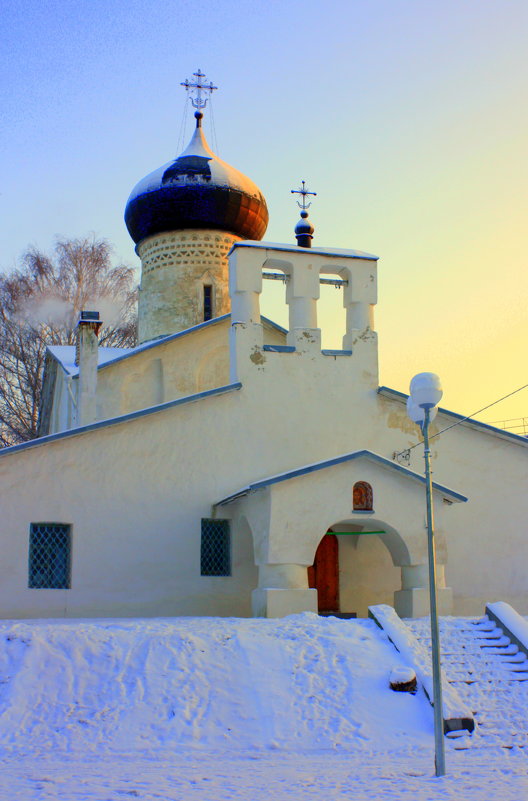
[96,314,230,372]
[260,315,288,335]
[215,448,467,506]
[0,382,242,459]
[377,386,528,447]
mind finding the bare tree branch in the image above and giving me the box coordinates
[0,235,138,447]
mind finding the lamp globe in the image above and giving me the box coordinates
[410,372,443,410]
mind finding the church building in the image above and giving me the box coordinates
[1,73,526,620]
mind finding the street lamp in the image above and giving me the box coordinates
[408,372,446,778]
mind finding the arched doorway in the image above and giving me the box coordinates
[309,521,407,617]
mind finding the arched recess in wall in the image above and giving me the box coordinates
[195,344,229,394]
[119,358,164,414]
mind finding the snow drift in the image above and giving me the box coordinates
[0,613,433,755]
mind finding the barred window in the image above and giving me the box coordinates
[201,519,231,576]
[29,523,71,589]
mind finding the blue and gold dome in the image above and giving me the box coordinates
[125,112,269,245]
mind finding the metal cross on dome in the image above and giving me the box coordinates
[181,69,218,110]
[291,180,317,210]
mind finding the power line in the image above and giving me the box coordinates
[394,382,528,459]
[487,415,528,435]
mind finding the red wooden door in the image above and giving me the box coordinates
[308,534,339,613]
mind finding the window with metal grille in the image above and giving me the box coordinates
[28,523,71,589]
[203,285,213,321]
[200,519,231,576]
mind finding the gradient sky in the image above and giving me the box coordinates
[2,0,527,425]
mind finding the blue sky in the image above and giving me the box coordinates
[3,0,527,423]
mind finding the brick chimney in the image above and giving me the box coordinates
[75,311,102,427]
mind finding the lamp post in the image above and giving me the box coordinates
[407,372,446,778]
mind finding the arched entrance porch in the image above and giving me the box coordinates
[214,448,462,618]
[309,519,409,618]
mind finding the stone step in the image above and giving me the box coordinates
[405,615,528,752]
[475,636,511,647]
[481,645,519,655]
[446,671,528,681]
[502,656,528,665]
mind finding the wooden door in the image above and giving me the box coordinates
[308,533,339,614]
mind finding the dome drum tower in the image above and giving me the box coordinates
[125,78,268,343]
[136,228,239,342]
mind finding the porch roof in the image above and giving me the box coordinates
[215,449,468,506]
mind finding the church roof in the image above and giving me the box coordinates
[214,449,468,506]
[45,315,287,377]
[377,387,528,447]
[47,345,131,376]
[3,382,243,458]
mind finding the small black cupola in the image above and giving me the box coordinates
[291,180,316,248]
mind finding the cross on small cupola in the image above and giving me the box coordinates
[291,180,316,248]
[181,69,218,127]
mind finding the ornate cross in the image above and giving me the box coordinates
[181,69,218,110]
[291,180,317,210]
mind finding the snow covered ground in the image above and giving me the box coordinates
[0,613,526,800]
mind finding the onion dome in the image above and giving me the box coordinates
[125,112,269,245]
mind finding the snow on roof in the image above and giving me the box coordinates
[46,314,287,376]
[47,345,131,376]
[231,240,379,261]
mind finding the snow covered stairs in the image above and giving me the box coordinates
[405,607,528,751]
[368,604,474,734]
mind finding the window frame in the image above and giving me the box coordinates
[28,522,72,589]
[203,284,213,321]
[200,519,231,577]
